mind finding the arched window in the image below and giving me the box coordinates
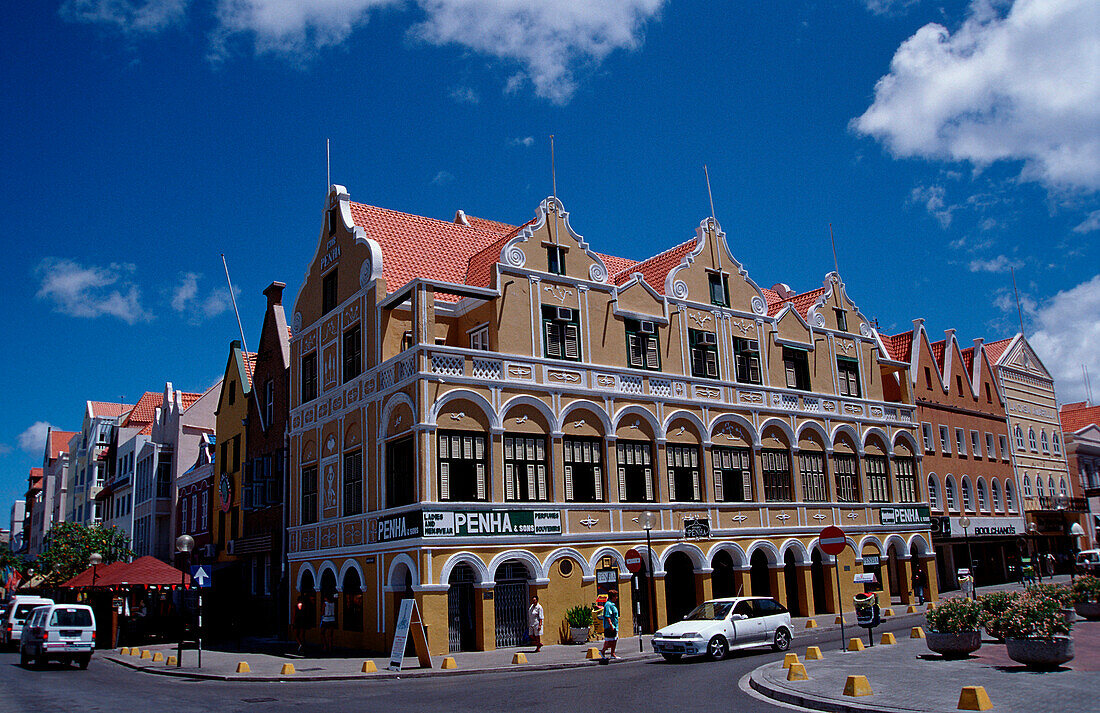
[1036,477,1045,496]
[991,479,1002,512]
[1005,479,1016,512]
[1049,476,1057,497]
[928,475,939,510]
[1023,474,1032,497]
[945,476,957,511]
[976,478,988,511]
[961,477,972,511]
[1060,477,1068,497]
[1053,432,1062,455]
[1029,428,1038,451]
[1015,425,1025,450]
[1040,431,1050,454]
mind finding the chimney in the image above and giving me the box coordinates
[264,281,286,308]
[770,283,794,299]
[454,210,470,227]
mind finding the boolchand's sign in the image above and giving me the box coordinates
[878,506,931,527]
[948,516,1026,538]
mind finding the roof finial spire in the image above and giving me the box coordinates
[829,223,840,279]
[550,134,560,246]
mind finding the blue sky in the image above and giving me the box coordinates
[2,0,1097,516]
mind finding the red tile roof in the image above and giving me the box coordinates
[1061,402,1100,434]
[179,392,204,410]
[243,352,257,388]
[959,346,975,374]
[613,239,696,294]
[766,287,826,318]
[61,556,191,589]
[598,252,639,277]
[984,337,1013,364]
[760,287,781,304]
[47,430,77,459]
[929,339,947,372]
[88,401,133,419]
[462,214,518,236]
[122,391,161,428]
[882,331,914,362]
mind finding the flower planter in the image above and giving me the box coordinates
[1074,601,1100,621]
[1006,637,1074,669]
[925,631,982,658]
[569,627,590,644]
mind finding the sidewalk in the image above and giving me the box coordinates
[750,617,1099,713]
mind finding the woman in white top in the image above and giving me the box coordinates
[528,594,545,652]
[320,594,337,654]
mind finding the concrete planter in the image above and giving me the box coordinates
[569,627,590,644]
[1006,636,1074,669]
[1074,601,1100,621]
[925,631,982,658]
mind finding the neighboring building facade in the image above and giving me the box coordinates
[66,401,133,526]
[885,325,1020,591]
[37,428,77,554]
[102,391,160,546]
[286,187,932,656]
[241,282,292,636]
[9,500,26,554]
[986,335,1082,570]
[23,469,43,556]
[177,434,216,563]
[1060,401,1100,550]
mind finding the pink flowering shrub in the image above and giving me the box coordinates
[926,596,982,633]
[986,592,1072,641]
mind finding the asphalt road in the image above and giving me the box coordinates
[0,617,922,713]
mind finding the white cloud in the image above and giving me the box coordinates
[170,272,235,323]
[449,86,479,104]
[63,0,665,104]
[853,0,1100,193]
[18,422,52,455]
[861,0,919,15]
[36,258,152,324]
[968,254,1022,273]
[510,136,535,147]
[1073,210,1100,233]
[907,183,955,227]
[431,170,455,185]
[1027,274,1100,403]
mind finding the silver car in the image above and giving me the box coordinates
[652,597,793,661]
[19,604,96,669]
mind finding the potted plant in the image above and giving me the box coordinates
[565,605,593,644]
[925,596,983,658]
[1070,575,1100,620]
[978,590,1019,641]
[990,592,1074,669]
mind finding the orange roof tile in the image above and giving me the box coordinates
[47,430,77,459]
[929,339,947,373]
[766,287,826,318]
[122,391,161,427]
[613,239,696,294]
[597,252,639,277]
[242,352,257,388]
[88,401,133,419]
[882,331,914,362]
[984,337,1013,364]
[960,346,975,374]
[760,287,781,303]
[461,214,519,236]
[1061,402,1100,434]
[179,391,203,410]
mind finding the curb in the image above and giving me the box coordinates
[747,672,914,713]
[104,651,660,682]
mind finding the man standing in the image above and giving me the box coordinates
[528,594,544,653]
[600,590,619,660]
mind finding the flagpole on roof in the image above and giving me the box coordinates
[550,134,559,246]
[221,254,267,433]
[829,223,840,279]
[1011,267,1026,338]
[704,164,722,271]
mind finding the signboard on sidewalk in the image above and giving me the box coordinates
[387,599,431,672]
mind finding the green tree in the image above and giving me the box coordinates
[36,522,133,586]
[0,547,28,575]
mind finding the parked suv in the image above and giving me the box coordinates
[1,596,54,648]
[1078,549,1100,575]
[652,597,793,661]
[19,603,96,669]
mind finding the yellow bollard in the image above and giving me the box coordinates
[911,627,926,639]
[834,615,844,625]
[586,647,602,660]
[152,652,164,662]
[281,663,296,675]
[880,632,897,645]
[907,605,918,614]
[843,675,873,697]
[236,662,250,674]
[847,638,865,652]
[512,653,528,664]
[805,646,824,660]
[441,656,458,669]
[166,656,177,666]
[883,608,895,617]
[957,686,994,711]
[119,647,130,656]
[786,663,809,681]
[782,653,800,669]
[140,650,152,660]
[805,619,818,628]
[361,661,377,673]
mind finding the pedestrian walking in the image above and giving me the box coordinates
[293,592,314,654]
[911,565,925,605]
[599,590,619,660]
[528,594,544,652]
[320,593,337,654]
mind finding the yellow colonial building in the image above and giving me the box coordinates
[287,186,936,655]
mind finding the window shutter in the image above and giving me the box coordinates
[504,437,513,460]
[692,469,701,500]
[439,435,449,459]
[537,465,547,501]
[645,338,659,369]
[628,334,641,367]
[618,467,627,500]
[564,324,579,359]
[668,465,676,500]
[505,463,515,500]
[475,436,485,460]
[476,463,486,500]
[593,466,602,500]
[565,465,574,500]
[667,448,674,467]
[526,464,536,500]
[749,354,761,382]
[645,468,654,500]
[714,468,724,501]
[463,436,473,460]
[706,350,718,377]
[545,322,562,358]
[440,462,450,500]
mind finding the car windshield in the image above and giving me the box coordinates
[682,601,734,621]
[50,609,92,627]
[14,604,41,622]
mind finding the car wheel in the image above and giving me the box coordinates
[707,635,728,661]
[772,628,791,652]
[661,653,682,663]
[78,655,91,670]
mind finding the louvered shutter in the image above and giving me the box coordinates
[537,465,547,501]
[706,351,718,377]
[439,435,449,459]
[628,334,642,367]
[546,321,562,358]
[713,451,724,501]
[692,469,701,500]
[504,437,513,460]
[526,438,535,461]
[564,324,579,359]
[476,463,486,500]
[668,450,676,500]
[440,462,450,500]
[593,466,603,501]
[565,465,574,500]
[475,436,484,460]
[645,337,659,369]
[645,468,654,500]
[463,436,473,459]
[618,467,627,500]
[526,464,536,501]
[505,463,515,500]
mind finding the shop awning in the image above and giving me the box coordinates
[60,556,190,589]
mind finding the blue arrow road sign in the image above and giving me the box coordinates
[190,565,212,588]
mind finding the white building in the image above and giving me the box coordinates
[65,402,133,526]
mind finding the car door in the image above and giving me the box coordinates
[756,599,788,640]
[729,601,766,645]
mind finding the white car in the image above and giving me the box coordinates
[652,597,793,661]
[1,596,54,648]
[1077,549,1100,575]
[19,603,96,669]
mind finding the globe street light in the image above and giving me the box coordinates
[959,517,975,600]
[1028,522,1041,583]
[1070,522,1086,582]
[640,511,658,641]
[89,552,103,587]
[175,535,195,668]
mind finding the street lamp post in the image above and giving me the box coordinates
[1070,522,1086,582]
[88,552,103,587]
[1028,522,1041,583]
[959,517,975,600]
[175,535,194,668]
[640,511,658,648]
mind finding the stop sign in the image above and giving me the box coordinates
[624,548,644,573]
[819,526,847,556]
